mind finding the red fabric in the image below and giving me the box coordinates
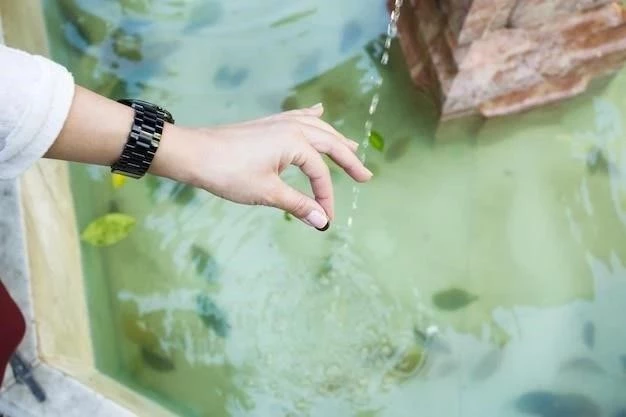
[0,281,25,386]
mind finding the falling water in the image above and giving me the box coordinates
[346,0,403,229]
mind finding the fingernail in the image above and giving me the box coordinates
[311,103,323,109]
[349,140,360,149]
[305,210,329,230]
[365,167,374,178]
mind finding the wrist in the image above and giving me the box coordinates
[149,123,197,185]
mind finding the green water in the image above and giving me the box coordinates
[43,1,626,416]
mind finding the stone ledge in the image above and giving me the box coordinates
[395,0,626,122]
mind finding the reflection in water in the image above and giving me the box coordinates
[42,0,626,416]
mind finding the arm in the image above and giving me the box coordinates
[2,45,372,230]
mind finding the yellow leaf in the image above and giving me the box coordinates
[112,173,128,189]
[81,213,136,247]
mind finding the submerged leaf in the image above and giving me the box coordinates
[582,322,595,350]
[586,147,611,175]
[112,173,128,189]
[620,355,626,373]
[122,317,159,350]
[432,288,478,311]
[558,357,606,375]
[368,130,385,152]
[195,294,230,338]
[515,391,601,417]
[270,8,316,28]
[284,211,293,222]
[190,245,219,282]
[385,137,411,162]
[171,183,196,205]
[471,349,502,381]
[140,347,175,372]
[81,213,136,247]
[391,344,426,377]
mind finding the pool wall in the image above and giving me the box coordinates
[0,0,175,415]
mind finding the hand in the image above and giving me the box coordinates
[156,104,373,230]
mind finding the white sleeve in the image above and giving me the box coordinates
[0,44,75,179]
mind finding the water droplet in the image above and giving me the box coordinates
[380,52,389,65]
[369,94,380,115]
[347,217,353,227]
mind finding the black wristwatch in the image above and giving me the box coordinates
[111,99,175,179]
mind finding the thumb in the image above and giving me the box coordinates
[269,181,330,231]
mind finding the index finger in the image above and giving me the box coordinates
[292,141,335,220]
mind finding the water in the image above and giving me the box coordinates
[43,1,626,416]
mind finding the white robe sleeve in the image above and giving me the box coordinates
[0,44,75,179]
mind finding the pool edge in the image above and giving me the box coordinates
[0,1,177,416]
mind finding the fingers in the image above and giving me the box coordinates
[292,145,335,220]
[298,117,360,152]
[299,125,373,183]
[265,176,331,231]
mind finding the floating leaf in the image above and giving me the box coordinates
[190,245,219,282]
[284,211,293,222]
[432,288,478,311]
[112,173,128,189]
[385,137,411,162]
[558,357,606,375]
[368,130,385,152]
[470,349,502,381]
[81,213,136,247]
[195,294,230,338]
[270,8,316,28]
[140,347,175,372]
[582,322,595,349]
[515,391,601,417]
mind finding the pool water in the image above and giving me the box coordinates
[43,1,626,416]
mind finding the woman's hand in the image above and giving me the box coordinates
[155,104,373,230]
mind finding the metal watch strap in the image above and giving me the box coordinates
[111,99,174,179]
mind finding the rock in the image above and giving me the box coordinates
[393,0,626,123]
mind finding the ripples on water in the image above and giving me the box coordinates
[44,0,626,416]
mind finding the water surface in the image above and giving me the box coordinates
[44,1,626,416]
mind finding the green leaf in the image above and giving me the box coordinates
[190,245,219,282]
[432,288,478,311]
[195,294,230,338]
[369,130,385,152]
[81,213,136,247]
